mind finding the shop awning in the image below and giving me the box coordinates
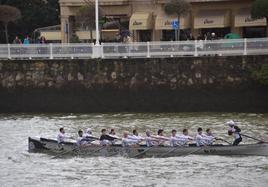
[129,12,153,30]
[40,31,61,41]
[235,9,266,27]
[76,31,96,40]
[155,14,190,30]
[194,10,230,29]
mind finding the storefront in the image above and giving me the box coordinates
[129,12,153,42]
[235,8,267,38]
[194,10,231,39]
[155,14,190,41]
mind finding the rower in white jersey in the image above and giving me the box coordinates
[227,120,242,146]
[57,127,65,144]
[173,129,194,146]
[196,127,215,146]
[83,128,98,143]
[121,131,141,147]
[128,129,144,141]
[76,130,89,146]
[155,129,170,146]
[145,130,159,147]
[204,128,215,145]
[170,129,183,147]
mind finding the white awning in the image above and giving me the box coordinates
[129,12,153,30]
[155,14,190,30]
[235,8,266,27]
[194,10,230,29]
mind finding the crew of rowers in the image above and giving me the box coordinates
[57,120,242,147]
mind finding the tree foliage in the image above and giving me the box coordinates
[76,2,102,42]
[0,0,60,43]
[0,5,21,43]
[252,64,268,86]
[251,0,268,19]
[164,0,191,16]
[251,0,268,37]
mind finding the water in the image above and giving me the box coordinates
[0,113,268,187]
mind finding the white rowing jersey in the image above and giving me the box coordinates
[57,132,65,144]
[122,137,140,147]
[128,135,144,141]
[76,137,88,146]
[145,136,158,147]
[196,134,213,146]
[204,134,215,145]
[175,135,193,145]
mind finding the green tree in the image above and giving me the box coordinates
[164,0,191,41]
[251,0,268,37]
[0,5,21,43]
[0,0,59,43]
[76,2,102,43]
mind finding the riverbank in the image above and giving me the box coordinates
[0,55,268,112]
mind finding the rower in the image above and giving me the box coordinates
[155,129,169,146]
[170,129,183,147]
[99,129,118,146]
[175,129,194,146]
[145,130,159,147]
[122,131,141,147]
[109,129,116,136]
[83,128,98,143]
[128,129,144,141]
[196,128,213,146]
[76,130,88,146]
[227,120,242,146]
[57,127,65,144]
[204,128,215,145]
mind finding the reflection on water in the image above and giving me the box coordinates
[0,113,268,187]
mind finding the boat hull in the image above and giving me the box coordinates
[28,137,268,158]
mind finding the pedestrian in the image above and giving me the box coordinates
[13,36,22,44]
[23,36,31,45]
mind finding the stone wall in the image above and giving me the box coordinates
[0,56,268,113]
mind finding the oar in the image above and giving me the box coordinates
[182,147,203,157]
[132,147,154,158]
[241,134,268,143]
[215,138,232,145]
[51,148,77,159]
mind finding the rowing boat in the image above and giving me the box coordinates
[28,137,268,158]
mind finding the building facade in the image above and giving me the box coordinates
[57,0,267,43]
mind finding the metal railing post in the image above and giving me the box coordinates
[101,43,104,58]
[194,40,198,57]
[243,38,247,55]
[49,43,53,59]
[147,42,150,58]
[7,44,11,59]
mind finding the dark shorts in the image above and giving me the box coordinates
[233,137,242,146]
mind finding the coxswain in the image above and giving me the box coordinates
[227,120,242,146]
[83,128,98,143]
[128,129,144,141]
[57,127,65,144]
[196,128,213,146]
[145,130,159,147]
[175,129,194,145]
[122,131,141,147]
[99,129,119,146]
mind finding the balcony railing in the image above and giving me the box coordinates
[1,38,268,60]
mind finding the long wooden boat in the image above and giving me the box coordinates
[28,137,268,158]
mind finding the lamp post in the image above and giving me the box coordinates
[95,0,100,45]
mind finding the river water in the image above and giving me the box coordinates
[0,113,268,187]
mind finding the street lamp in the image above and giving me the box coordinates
[95,0,100,45]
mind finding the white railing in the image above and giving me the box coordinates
[1,38,268,60]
